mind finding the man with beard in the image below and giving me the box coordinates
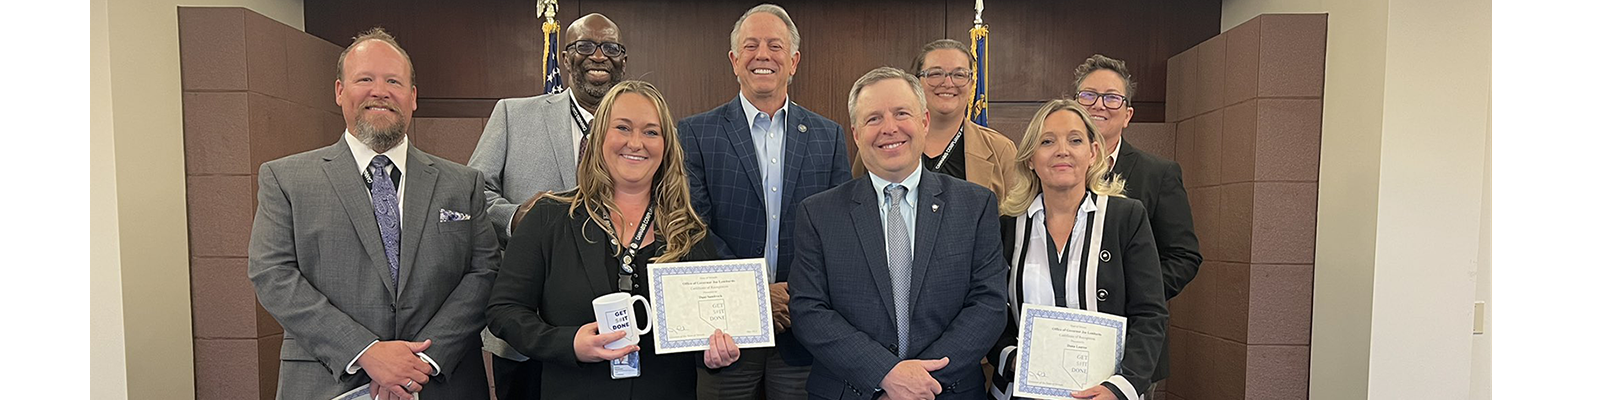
[249,28,497,400]
[677,4,851,400]
[1072,54,1203,396]
[465,13,626,400]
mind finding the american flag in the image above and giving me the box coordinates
[542,20,563,94]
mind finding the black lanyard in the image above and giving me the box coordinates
[600,200,655,292]
[932,124,965,170]
[569,95,593,137]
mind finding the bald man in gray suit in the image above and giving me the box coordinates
[465,13,628,400]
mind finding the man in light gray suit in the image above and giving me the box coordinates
[249,28,497,400]
[465,13,627,400]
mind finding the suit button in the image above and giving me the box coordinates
[888,344,898,353]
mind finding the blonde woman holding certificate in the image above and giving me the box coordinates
[487,81,741,400]
[987,100,1167,400]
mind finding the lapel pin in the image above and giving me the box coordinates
[931,204,940,213]
[798,124,808,133]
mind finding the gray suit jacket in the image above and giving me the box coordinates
[467,92,580,243]
[249,136,498,399]
[788,170,1009,400]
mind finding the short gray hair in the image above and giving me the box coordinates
[847,67,926,126]
[729,4,800,55]
[1073,54,1136,100]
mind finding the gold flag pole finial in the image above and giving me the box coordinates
[539,0,560,24]
[974,0,984,25]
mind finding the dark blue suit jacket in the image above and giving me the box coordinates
[789,171,1008,400]
[678,97,852,366]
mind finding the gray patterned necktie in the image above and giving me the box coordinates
[368,155,401,289]
[885,184,912,358]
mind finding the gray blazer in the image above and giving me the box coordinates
[788,170,1009,400]
[467,92,580,243]
[249,137,498,399]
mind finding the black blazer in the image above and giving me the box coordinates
[987,193,1168,400]
[487,197,723,400]
[1112,140,1202,382]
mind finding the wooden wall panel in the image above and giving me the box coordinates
[306,0,1219,124]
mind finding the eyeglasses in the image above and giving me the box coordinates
[917,69,974,87]
[1075,91,1127,110]
[565,40,626,58]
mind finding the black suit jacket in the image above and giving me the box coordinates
[486,197,723,400]
[789,171,1009,400]
[678,97,852,365]
[1112,140,1201,382]
[988,193,1168,400]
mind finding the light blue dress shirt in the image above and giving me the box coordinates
[739,94,790,282]
[867,167,923,256]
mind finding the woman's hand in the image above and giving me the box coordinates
[703,329,741,368]
[573,322,638,363]
[1070,384,1118,399]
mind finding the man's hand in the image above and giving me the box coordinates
[770,282,791,333]
[356,340,433,399]
[1071,385,1117,399]
[879,357,948,400]
[574,322,639,363]
[703,329,742,368]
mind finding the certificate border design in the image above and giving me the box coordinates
[647,258,775,352]
[1015,305,1126,399]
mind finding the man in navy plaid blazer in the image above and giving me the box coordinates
[676,5,852,399]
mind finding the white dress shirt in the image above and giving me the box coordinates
[1021,193,1096,309]
[340,131,440,376]
[867,167,924,256]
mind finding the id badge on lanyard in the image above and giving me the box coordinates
[601,202,655,379]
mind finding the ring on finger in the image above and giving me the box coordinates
[404,379,414,390]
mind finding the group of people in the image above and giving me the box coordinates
[247,3,1201,400]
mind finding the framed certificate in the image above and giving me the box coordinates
[1012,304,1127,400]
[645,258,777,354]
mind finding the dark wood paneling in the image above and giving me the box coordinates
[945,1,1219,104]
[307,0,1218,123]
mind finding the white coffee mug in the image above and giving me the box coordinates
[591,292,654,350]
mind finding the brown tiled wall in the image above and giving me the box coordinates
[180,7,343,399]
[180,8,493,399]
[1162,14,1326,400]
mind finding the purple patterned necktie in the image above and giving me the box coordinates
[368,155,401,289]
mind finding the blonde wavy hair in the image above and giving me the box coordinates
[542,81,708,263]
[1000,99,1126,217]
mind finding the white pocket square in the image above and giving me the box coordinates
[439,209,471,222]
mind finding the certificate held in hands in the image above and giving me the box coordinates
[1013,304,1127,400]
[645,258,777,354]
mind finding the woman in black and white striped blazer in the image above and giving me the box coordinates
[986,100,1168,400]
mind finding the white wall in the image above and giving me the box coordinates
[91,1,303,399]
[1219,0,1491,398]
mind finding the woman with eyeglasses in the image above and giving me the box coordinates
[487,81,740,400]
[852,39,1018,204]
[985,100,1167,400]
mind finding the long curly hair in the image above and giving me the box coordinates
[541,80,707,263]
[1000,99,1126,217]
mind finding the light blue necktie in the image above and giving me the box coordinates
[368,155,401,289]
[885,184,912,358]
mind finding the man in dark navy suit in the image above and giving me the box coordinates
[789,67,1007,400]
[676,4,852,399]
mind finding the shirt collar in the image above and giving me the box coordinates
[868,166,924,205]
[1108,138,1124,166]
[1025,191,1097,219]
[737,92,790,129]
[345,130,409,178]
[567,89,595,121]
